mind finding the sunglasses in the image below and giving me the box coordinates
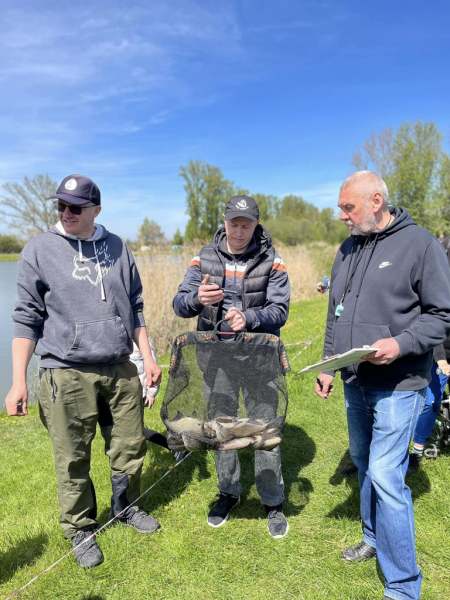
[55,201,96,215]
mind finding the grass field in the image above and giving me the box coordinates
[0,254,20,262]
[1,296,449,600]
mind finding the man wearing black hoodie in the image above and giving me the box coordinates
[5,174,162,568]
[173,196,290,538]
[316,171,450,600]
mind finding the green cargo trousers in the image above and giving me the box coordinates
[39,362,147,539]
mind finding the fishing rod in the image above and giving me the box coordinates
[4,453,191,600]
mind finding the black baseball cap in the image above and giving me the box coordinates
[224,195,259,222]
[48,174,101,206]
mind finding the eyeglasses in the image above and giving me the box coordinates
[55,201,96,215]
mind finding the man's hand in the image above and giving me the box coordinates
[198,274,224,306]
[5,383,29,416]
[437,360,450,376]
[144,362,162,410]
[315,373,334,399]
[362,338,400,365]
[225,308,246,332]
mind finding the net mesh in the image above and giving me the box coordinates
[161,330,290,452]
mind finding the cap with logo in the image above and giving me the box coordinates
[224,195,259,222]
[48,174,101,206]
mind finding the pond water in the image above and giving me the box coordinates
[0,261,20,408]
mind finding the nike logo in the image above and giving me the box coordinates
[379,262,392,269]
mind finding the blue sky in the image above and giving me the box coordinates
[1,0,449,239]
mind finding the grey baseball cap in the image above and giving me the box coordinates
[224,195,259,221]
[48,174,101,205]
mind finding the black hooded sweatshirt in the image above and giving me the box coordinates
[323,207,450,391]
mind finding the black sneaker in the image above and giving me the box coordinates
[115,507,160,534]
[407,453,423,475]
[207,493,240,528]
[72,530,104,568]
[265,503,289,538]
[341,539,376,562]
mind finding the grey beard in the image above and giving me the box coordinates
[348,213,378,236]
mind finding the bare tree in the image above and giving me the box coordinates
[351,127,394,178]
[0,174,58,238]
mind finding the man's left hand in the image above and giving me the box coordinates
[225,308,247,332]
[143,364,162,409]
[362,338,400,365]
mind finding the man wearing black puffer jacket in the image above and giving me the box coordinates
[173,195,290,537]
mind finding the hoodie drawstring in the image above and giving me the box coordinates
[93,240,106,301]
[78,239,85,263]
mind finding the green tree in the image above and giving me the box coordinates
[0,234,24,253]
[138,217,166,246]
[0,174,58,238]
[180,159,234,240]
[172,228,184,246]
[352,121,448,234]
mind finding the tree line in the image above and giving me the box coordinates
[1,120,449,250]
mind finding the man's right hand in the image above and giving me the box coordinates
[315,373,334,399]
[5,383,29,416]
[198,274,224,306]
[437,360,450,376]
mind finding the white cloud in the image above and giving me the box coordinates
[293,180,342,210]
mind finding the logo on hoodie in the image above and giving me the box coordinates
[72,241,115,287]
[379,261,392,269]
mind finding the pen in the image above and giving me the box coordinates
[190,282,238,295]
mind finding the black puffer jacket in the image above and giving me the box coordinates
[173,225,290,337]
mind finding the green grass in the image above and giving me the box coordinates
[0,253,20,262]
[1,296,449,600]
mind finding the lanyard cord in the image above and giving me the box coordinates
[339,236,370,306]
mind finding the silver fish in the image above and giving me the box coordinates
[167,417,203,435]
[181,433,207,451]
[219,436,256,451]
[262,436,282,450]
[229,419,266,438]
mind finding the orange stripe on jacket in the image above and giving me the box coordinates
[272,260,287,273]
[225,269,244,278]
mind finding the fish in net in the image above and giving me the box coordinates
[161,325,290,452]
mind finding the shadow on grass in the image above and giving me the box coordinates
[0,532,48,584]
[235,422,316,520]
[80,596,106,600]
[327,448,432,520]
[98,440,211,523]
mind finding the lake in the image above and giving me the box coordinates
[0,261,20,408]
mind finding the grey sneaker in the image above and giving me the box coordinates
[116,507,160,534]
[72,530,104,568]
[172,450,188,462]
[341,539,376,562]
[207,493,240,527]
[265,503,289,538]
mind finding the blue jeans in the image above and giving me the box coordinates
[344,383,426,600]
[413,367,448,445]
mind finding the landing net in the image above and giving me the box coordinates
[161,327,290,452]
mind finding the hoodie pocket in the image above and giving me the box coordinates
[332,320,391,356]
[65,316,131,363]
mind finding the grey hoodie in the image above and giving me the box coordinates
[13,223,146,368]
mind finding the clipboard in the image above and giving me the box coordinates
[299,346,379,373]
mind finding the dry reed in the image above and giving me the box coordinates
[139,243,337,355]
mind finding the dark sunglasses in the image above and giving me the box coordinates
[55,201,96,215]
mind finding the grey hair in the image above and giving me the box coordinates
[340,170,389,206]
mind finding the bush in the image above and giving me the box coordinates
[0,234,24,253]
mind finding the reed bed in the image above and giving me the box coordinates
[139,242,338,355]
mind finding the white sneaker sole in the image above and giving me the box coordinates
[269,520,289,538]
[206,497,240,528]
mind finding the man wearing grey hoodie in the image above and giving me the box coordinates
[5,174,162,568]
